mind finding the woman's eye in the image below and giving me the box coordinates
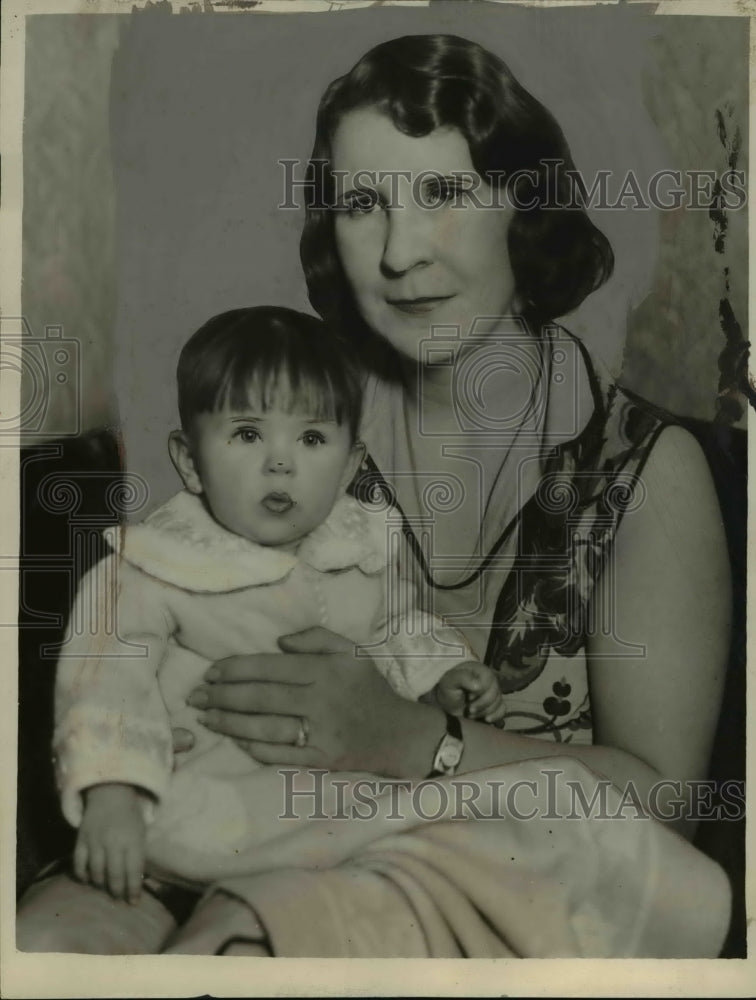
[422,177,466,207]
[301,431,326,447]
[343,189,380,216]
[235,427,260,443]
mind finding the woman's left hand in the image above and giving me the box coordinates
[186,627,420,776]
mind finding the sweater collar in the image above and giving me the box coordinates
[104,490,388,593]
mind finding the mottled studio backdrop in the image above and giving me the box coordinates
[22,4,748,513]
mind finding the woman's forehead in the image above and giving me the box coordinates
[330,107,475,187]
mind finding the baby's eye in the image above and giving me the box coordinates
[301,430,326,447]
[234,427,260,443]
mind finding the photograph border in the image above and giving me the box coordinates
[2,0,753,995]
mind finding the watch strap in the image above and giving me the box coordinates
[425,712,464,779]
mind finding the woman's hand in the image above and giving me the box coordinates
[186,627,424,777]
[171,728,195,756]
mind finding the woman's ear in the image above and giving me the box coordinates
[339,439,367,492]
[168,430,203,495]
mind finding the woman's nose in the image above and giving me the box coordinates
[380,206,433,277]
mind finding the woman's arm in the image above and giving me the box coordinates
[584,425,731,829]
[191,428,730,834]
[427,426,729,829]
[419,426,729,800]
[190,636,672,804]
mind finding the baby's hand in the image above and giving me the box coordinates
[74,783,147,903]
[435,661,507,724]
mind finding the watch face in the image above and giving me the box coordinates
[439,741,462,768]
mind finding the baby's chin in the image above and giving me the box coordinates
[242,525,306,551]
[261,535,302,553]
[214,511,308,551]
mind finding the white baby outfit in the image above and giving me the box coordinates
[53,490,471,886]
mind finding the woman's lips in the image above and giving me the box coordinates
[261,492,295,514]
[387,295,455,315]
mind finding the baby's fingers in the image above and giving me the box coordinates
[106,849,126,901]
[88,844,106,889]
[467,685,500,716]
[484,697,508,724]
[448,664,483,692]
[73,840,89,884]
[125,846,144,904]
[435,686,466,714]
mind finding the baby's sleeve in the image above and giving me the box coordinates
[364,528,475,701]
[53,554,175,827]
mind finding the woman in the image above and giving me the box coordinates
[163,33,732,955]
[18,34,732,958]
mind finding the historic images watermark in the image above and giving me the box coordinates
[279,160,747,212]
[278,767,745,824]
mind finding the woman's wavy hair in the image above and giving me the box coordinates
[300,34,614,370]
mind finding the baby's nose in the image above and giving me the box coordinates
[266,450,294,473]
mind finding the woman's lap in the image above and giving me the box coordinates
[16,873,177,954]
[162,890,271,955]
[16,870,272,956]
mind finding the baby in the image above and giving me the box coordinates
[53,306,505,903]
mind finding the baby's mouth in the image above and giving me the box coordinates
[261,492,295,514]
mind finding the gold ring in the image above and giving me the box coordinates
[295,717,309,748]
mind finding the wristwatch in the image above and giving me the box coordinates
[425,712,464,779]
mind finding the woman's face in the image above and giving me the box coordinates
[331,107,517,364]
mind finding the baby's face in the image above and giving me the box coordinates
[188,404,360,548]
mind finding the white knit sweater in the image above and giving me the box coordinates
[53,490,471,885]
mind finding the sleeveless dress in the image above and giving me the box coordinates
[353,329,672,745]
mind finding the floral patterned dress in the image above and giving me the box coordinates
[354,331,672,746]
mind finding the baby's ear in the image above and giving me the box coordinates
[168,430,203,494]
[340,439,367,492]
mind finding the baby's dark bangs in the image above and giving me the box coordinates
[220,358,350,429]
